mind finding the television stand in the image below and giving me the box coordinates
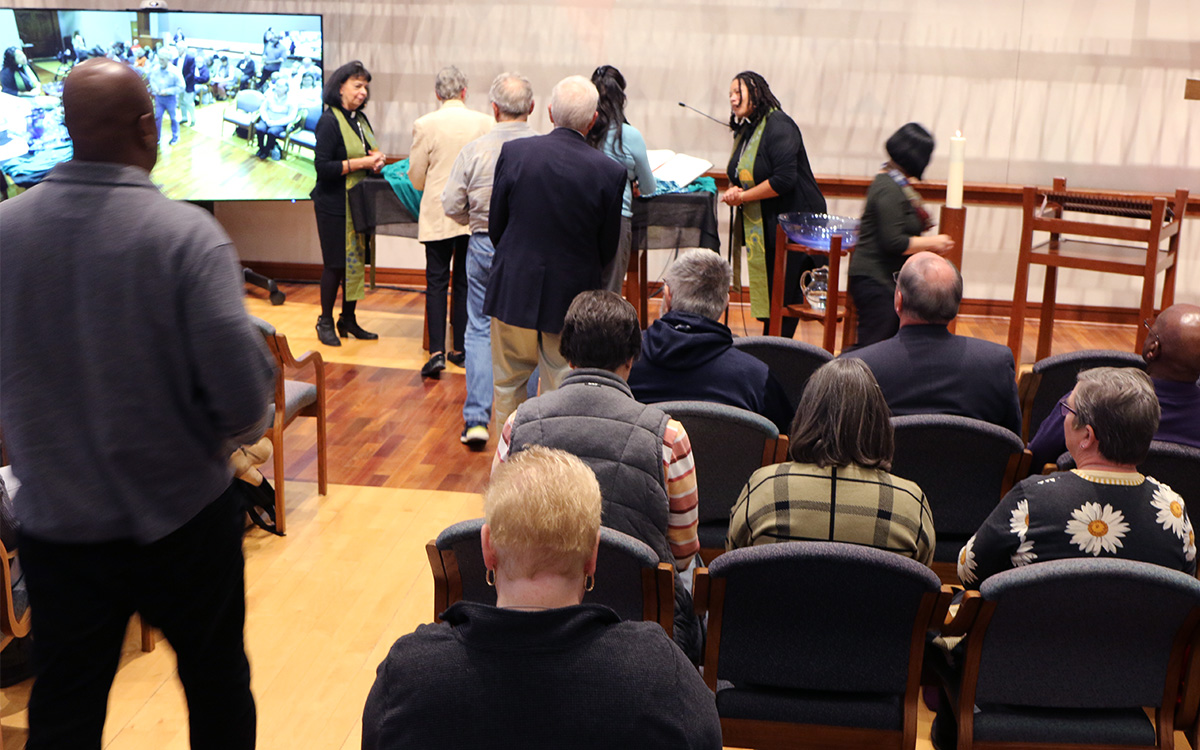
[243,267,286,306]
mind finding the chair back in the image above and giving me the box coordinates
[970,558,1200,711]
[303,107,322,132]
[654,401,787,552]
[427,519,674,629]
[235,89,263,114]
[1020,349,1145,442]
[731,335,832,413]
[1057,440,1200,520]
[704,542,941,694]
[890,414,1027,563]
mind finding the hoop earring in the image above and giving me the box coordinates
[485,568,496,587]
[584,574,595,592]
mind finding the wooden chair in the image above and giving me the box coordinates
[889,415,1030,585]
[693,542,952,750]
[0,538,29,652]
[768,225,856,354]
[935,558,1200,749]
[249,316,328,535]
[653,401,789,564]
[1007,177,1188,365]
[426,519,675,636]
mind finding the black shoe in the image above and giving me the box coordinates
[337,314,378,340]
[421,353,446,379]
[316,315,341,347]
[446,350,465,367]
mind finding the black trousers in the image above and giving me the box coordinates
[424,236,468,354]
[19,485,255,750]
[847,275,900,350]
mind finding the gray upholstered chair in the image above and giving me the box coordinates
[285,107,321,156]
[730,335,832,414]
[1056,440,1200,520]
[653,400,789,562]
[890,414,1029,584]
[936,558,1200,749]
[249,315,328,535]
[426,518,675,636]
[1017,348,1145,443]
[692,541,950,750]
[222,89,263,145]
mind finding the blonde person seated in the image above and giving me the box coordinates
[362,446,722,749]
[728,358,936,565]
[254,78,298,160]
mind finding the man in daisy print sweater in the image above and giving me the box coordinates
[958,367,1196,588]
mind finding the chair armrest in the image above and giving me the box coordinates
[692,567,710,617]
[937,589,982,637]
[928,584,959,633]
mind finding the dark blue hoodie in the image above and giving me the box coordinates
[628,310,793,432]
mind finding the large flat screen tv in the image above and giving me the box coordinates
[0,8,323,201]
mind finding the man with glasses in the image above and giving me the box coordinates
[1028,303,1200,469]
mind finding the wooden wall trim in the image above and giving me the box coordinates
[243,261,1142,326]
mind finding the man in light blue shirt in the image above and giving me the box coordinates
[442,73,537,448]
[147,50,184,145]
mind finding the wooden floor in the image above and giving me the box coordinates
[0,282,1163,749]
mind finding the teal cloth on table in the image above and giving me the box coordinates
[380,158,423,218]
[2,143,73,188]
[650,175,716,196]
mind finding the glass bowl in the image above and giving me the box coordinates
[778,212,860,252]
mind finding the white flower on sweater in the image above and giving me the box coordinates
[958,536,978,584]
[1065,502,1129,557]
[1009,499,1030,541]
[1150,482,1189,539]
[1011,539,1037,567]
[1185,520,1196,563]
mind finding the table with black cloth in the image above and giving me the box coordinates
[346,175,419,290]
[629,191,721,326]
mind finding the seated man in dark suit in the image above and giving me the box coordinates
[484,75,626,430]
[844,251,1022,435]
[1027,302,1200,469]
[628,249,792,431]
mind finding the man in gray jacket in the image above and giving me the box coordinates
[0,59,274,749]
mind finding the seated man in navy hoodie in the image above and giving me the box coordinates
[628,249,792,432]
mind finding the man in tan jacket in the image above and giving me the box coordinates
[409,66,493,378]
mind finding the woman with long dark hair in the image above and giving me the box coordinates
[310,60,386,346]
[721,71,825,338]
[586,65,656,293]
[1,47,41,97]
[727,358,935,564]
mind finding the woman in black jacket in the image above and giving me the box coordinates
[310,60,386,346]
[722,71,826,338]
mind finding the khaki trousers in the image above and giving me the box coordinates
[490,319,570,429]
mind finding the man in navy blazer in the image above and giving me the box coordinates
[484,75,626,428]
[844,252,1022,436]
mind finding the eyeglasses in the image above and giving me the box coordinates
[1143,317,1160,347]
[1062,401,1077,418]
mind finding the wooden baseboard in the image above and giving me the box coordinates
[242,261,426,287]
[243,261,1143,326]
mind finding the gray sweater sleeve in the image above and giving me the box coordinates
[179,241,275,446]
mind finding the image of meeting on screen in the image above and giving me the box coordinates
[0,8,322,201]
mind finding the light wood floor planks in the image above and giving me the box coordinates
[0,281,1166,750]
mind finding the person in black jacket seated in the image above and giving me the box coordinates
[362,445,722,750]
[721,71,826,339]
[309,60,386,346]
[628,248,792,431]
[1,47,42,97]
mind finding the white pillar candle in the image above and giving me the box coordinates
[946,131,965,209]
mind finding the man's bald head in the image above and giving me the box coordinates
[63,58,157,172]
[1145,303,1200,382]
[895,251,963,326]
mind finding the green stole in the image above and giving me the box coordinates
[733,110,775,319]
[331,107,378,302]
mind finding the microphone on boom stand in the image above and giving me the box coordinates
[678,101,731,129]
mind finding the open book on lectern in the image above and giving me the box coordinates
[646,150,713,187]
